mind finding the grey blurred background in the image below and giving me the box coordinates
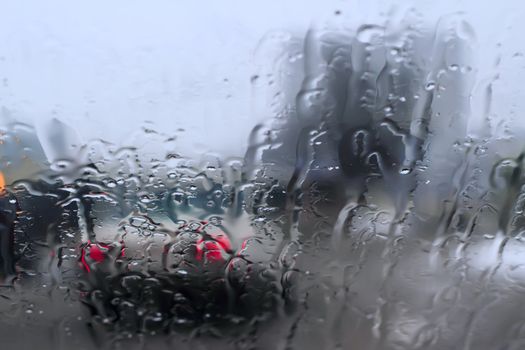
[0,0,523,159]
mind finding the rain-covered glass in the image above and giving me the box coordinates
[0,1,524,349]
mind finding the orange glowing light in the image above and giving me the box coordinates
[0,171,5,193]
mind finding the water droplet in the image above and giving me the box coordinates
[356,24,384,43]
[425,82,436,91]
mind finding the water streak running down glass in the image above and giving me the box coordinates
[0,1,525,349]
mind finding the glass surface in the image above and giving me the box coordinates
[1,1,525,349]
